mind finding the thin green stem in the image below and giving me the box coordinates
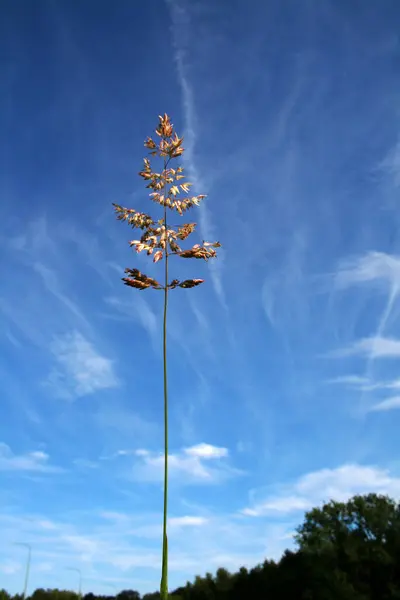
[160,154,169,600]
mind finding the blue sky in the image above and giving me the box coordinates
[1,0,400,595]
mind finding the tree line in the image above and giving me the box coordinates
[2,492,400,599]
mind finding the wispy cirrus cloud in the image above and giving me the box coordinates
[328,375,400,393]
[335,251,400,291]
[46,330,119,399]
[262,228,309,329]
[33,262,88,325]
[331,335,400,359]
[166,0,225,308]
[327,375,371,387]
[103,295,158,348]
[328,335,400,413]
[93,404,159,447]
[0,217,95,349]
[329,252,400,411]
[326,371,400,413]
[368,396,400,412]
[332,251,400,410]
[380,138,400,189]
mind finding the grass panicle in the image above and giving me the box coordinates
[113,114,220,599]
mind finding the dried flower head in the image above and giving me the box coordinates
[113,113,221,289]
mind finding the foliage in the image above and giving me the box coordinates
[295,493,400,600]
[114,114,220,599]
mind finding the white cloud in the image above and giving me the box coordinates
[332,336,400,359]
[30,450,48,460]
[184,443,228,459]
[35,562,53,573]
[134,449,148,457]
[0,507,292,593]
[242,496,310,516]
[108,514,207,541]
[100,449,138,460]
[369,396,400,412]
[47,331,118,398]
[242,464,400,517]
[0,560,21,575]
[169,516,208,527]
[130,443,237,484]
[0,443,61,473]
[134,450,211,482]
[327,375,371,386]
[37,519,57,530]
[296,464,396,496]
[73,458,99,469]
[379,380,400,390]
[98,511,130,522]
[62,534,100,558]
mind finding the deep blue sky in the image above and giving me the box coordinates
[1,0,400,595]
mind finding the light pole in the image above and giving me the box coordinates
[14,542,31,600]
[66,567,82,599]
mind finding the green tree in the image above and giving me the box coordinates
[296,493,400,599]
[116,591,140,600]
[214,568,232,600]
